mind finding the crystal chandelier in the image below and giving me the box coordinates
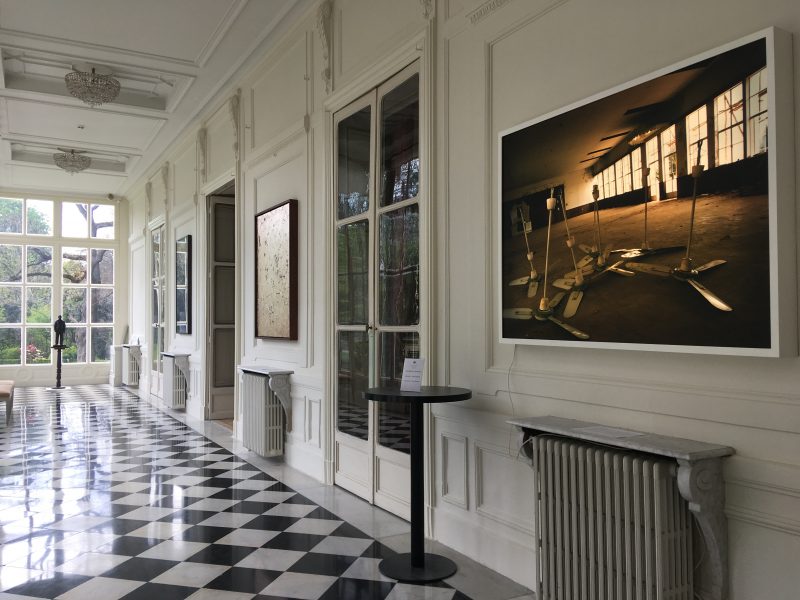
[53,148,91,174]
[65,66,120,107]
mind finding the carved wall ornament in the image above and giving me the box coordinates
[228,90,241,163]
[316,0,333,94]
[161,163,169,208]
[468,0,511,26]
[197,127,207,183]
[420,0,434,19]
[144,181,152,220]
[268,373,293,432]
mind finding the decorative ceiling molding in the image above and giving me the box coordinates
[0,27,200,73]
[194,0,249,68]
[316,0,332,94]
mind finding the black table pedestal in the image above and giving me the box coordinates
[379,552,457,583]
[364,386,471,584]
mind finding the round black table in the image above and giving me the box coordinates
[363,385,471,583]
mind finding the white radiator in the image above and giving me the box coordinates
[241,371,285,457]
[532,436,693,600]
[121,345,141,386]
[162,353,188,409]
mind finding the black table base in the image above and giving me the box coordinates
[378,552,458,583]
[363,385,471,584]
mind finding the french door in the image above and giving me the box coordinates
[150,225,165,397]
[333,63,421,519]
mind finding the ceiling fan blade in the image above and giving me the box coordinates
[527,279,539,298]
[548,316,590,340]
[552,278,575,291]
[626,262,672,277]
[565,265,594,279]
[578,244,594,256]
[503,308,533,320]
[509,276,530,286]
[576,254,594,268]
[687,279,733,311]
[696,259,727,273]
[608,265,635,277]
[548,292,566,309]
[619,245,685,259]
[563,290,584,318]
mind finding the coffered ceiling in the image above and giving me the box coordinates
[0,0,308,197]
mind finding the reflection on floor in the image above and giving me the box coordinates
[337,405,411,453]
[0,385,532,600]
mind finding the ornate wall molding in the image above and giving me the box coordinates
[197,127,207,184]
[228,90,241,163]
[144,181,152,229]
[420,0,434,20]
[161,162,169,208]
[316,0,332,94]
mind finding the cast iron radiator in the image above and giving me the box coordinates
[532,435,693,600]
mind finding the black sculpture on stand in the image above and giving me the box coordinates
[50,315,67,390]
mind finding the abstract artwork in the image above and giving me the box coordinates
[255,199,297,339]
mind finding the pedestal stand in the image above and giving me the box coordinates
[47,344,69,391]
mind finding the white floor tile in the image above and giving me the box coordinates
[235,547,305,571]
[151,562,230,587]
[259,572,337,599]
[54,552,131,576]
[285,517,343,536]
[214,529,279,547]
[138,540,209,561]
[55,576,143,600]
[310,536,374,557]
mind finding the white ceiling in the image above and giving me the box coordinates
[0,0,308,197]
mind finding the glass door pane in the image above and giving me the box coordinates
[378,204,419,326]
[377,331,418,454]
[337,330,370,440]
[338,107,372,219]
[380,74,420,207]
[337,221,369,325]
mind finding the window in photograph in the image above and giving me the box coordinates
[686,105,709,169]
[747,67,768,157]
[714,83,744,166]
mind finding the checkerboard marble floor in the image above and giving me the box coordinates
[0,386,532,600]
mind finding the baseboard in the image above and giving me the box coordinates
[433,505,536,590]
[285,436,325,482]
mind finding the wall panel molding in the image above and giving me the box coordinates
[440,431,468,509]
[474,442,534,535]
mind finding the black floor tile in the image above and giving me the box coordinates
[174,524,234,543]
[120,582,197,600]
[205,566,281,594]
[4,573,92,598]
[99,557,179,581]
[241,514,299,531]
[185,543,256,565]
[287,552,358,576]
[317,577,395,600]
[224,500,278,514]
[263,532,327,552]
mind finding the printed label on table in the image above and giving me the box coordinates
[400,358,425,392]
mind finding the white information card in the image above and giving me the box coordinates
[400,358,425,392]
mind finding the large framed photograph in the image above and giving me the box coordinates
[255,199,298,340]
[498,28,795,356]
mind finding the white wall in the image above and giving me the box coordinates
[436,0,800,596]
[123,0,800,597]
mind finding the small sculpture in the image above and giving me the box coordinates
[53,315,66,347]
